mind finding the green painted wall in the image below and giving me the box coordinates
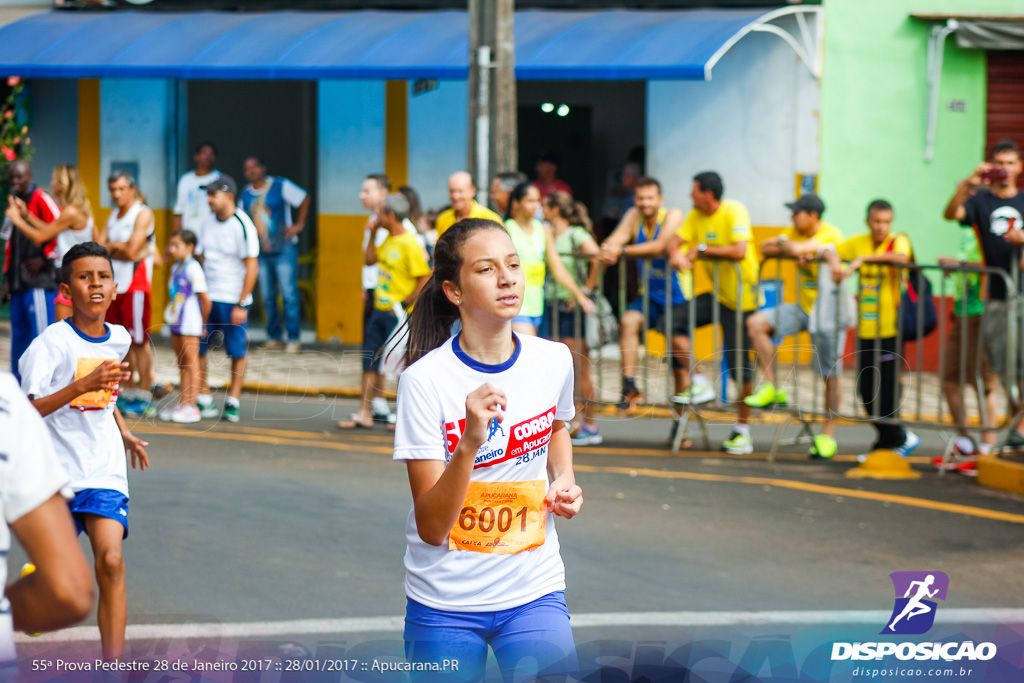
[820,0,1015,268]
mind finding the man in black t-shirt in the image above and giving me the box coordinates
[944,138,1024,448]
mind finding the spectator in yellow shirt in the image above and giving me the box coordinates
[824,199,919,458]
[339,193,431,430]
[667,171,759,455]
[435,172,502,239]
[745,194,846,459]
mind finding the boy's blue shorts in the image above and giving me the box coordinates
[68,488,129,539]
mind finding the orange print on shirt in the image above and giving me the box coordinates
[69,358,115,411]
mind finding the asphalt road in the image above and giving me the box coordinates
[11,393,1024,682]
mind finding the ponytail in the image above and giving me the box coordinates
[546,191,595,238]
[401,217,508,367]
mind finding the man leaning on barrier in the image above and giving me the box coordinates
[666,171,761,455]
[823,199,919,460]
[598,177,703,411]
[745,193,846,459]
[943,138,1024,452]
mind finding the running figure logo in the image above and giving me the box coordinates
[487,418,505,441]
[882,571,949,635]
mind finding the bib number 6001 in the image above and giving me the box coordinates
[459,505,528,533]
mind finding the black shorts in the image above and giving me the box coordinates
[678,293,755,383]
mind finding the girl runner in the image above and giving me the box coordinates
[159,231,211,424]
[394,218,583,682]
[542,191,603,446]
[504,182,593,336]
[4,164,96,321]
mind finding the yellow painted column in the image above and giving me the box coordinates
[77,79,104,225]
[384,80,408,188]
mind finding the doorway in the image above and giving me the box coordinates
[185,80,318,327]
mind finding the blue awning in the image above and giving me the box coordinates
[0,7,804,81]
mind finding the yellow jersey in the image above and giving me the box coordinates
[837,233,911,339]
[784,221,844,313]
[678,199,759,311]
[435,201,503,239]
[375,230,432,312]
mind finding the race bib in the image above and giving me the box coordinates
[524,262,546,287]
[448,480,546,554]
[69,358,115,411]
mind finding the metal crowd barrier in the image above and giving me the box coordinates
[752,255,1021,463]
[542,250,1024,463]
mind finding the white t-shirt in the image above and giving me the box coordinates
[362,221,390,290]
[174,170,221,234]
[393,333,576,612]
[0,373,70,663]
[19,320,132,496]
[195,209,260,305]
[168,257,208,337]
[105,202,154,294]
[56,216,93,266]
[239,177,308,247]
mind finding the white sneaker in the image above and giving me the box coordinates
[893,430,920,457]
[673,384,716,405]
[285,341,301,354]
[198,402,220,419]
[159,404,201,424]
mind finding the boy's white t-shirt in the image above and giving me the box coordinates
[393,333,576,612]
[19,320,132,496]
[0,373,70,663]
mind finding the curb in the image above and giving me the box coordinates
[977,453,1024,496]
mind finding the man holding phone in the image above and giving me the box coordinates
[943,138,1024,449]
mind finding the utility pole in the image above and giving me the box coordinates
[468,0,517,205]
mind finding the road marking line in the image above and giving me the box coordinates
[575,465,1024,524]
[134,428,394,455]
[136,425,928,462]
[16,609,1024,643]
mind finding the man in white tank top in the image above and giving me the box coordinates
[101,172,156,414]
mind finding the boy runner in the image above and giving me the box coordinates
[19,241,150,660]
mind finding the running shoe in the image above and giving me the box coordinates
[743,382,788,408]
[672,384,715,405]
[1001,431,1024,453]
[222,403,240,423]
[118,398,146,416]
[285,342,302,354]
[809,434,837,459]
[571,424,604,447]
[263,339,285,350]
[139,401,156,418]
[151,382,173,399]
[159,404,201,424]
[373,410,397,425]
[198,402,220,419]
[893,430,921,457]
[618,384,644,412]
[722,431,753,455]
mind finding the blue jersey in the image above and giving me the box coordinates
[637,208,689,305]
